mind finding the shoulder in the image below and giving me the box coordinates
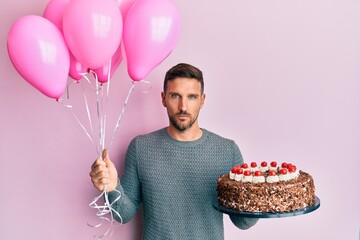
[129,128,167,146]
[202,129,241,153]
[203,129,237,145]
[202,129,243,164]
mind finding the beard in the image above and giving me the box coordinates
[169,111,198,132]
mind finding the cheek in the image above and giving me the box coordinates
[164,101,178,113]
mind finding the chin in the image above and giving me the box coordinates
[175,123,193,132]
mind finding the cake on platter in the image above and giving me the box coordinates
[217,161,316,213]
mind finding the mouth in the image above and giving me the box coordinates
[176,113,190,119]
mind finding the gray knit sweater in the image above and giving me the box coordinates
[108,128,258,239]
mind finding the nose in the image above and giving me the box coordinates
[179,98,187,112]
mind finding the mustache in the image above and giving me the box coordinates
[176,111,190,116]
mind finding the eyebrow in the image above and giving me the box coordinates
[168,92,200,97]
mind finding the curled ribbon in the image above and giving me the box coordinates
[88,185,123,239]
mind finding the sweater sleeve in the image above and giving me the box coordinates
[107,138,141,223]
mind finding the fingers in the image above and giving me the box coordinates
[90,171,112,191]
[102,149,109,161]
[90,149,116,192]
[90,159,104,177]
[89,168,111,191]
[102,149,114,168]
[89,158,107,191]
[89,149,118,191]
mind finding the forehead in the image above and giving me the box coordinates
[165,77,202,94]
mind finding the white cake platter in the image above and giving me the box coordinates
[212,196,320,218]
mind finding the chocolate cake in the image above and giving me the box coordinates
[217,161,315,213]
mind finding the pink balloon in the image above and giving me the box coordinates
[117,0,137,18]
[123,0,181,81]
[44,0,87,81]
[90,0,131,83]
[93,45,123,83]
[91,0,126,83]
[63,0,123,69]
[7,15,70,99]
[43,0,70,32]
[69,53,88,81]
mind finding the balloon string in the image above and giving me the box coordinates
[60,67,144,238]
[102,59,112,153]
[93,73,106,156]
[94,74,101,151]
[87,60,125,239]
[88,185,123,239]
[138,80,152,94]
[106,58,111,97]
[59,68,127,239]
[93,65,111,156]
[58,80,99,155]
[80,79,100,156]
[108,81,136,151]
[81,72,99,91]
[79,73,96,139]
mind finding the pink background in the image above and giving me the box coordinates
[1,0,359,239]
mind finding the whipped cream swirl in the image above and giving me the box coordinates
[253,176,265,183]
[279,173,292,181]
[259,166,269,172]
[234,174,243,182]
[242,175,252,183]
[266,175,280,183]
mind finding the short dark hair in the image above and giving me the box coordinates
[163,63,204,93]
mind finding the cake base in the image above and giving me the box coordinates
[217,171,315,213]
[212,196,320,218]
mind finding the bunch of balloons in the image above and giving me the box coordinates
[7,0,181,100]
[8,1,180,236]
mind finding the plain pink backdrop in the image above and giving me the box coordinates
[1,0,359,239]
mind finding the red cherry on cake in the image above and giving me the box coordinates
[244,170,251,176]
[288,165,297,173]
[254,171,262,176]
[250,162,257,168]
[261,161,267,167]
[231,165,241,173]
[236,168,243,174]
[280,168,288,175]
[281,162,288,168]
[270,161,277,167]
[241,163,248,169]
[269,170,277,176]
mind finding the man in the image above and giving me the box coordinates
[90,63,258,239]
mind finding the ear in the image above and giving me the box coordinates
[161,92,167,107]
[200,93,206,108]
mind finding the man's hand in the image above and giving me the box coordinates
[89,149,118,192]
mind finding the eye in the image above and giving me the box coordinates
[188,95,198,100]
[170,93,180,99]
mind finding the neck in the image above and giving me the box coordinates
[166,125,203,141]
